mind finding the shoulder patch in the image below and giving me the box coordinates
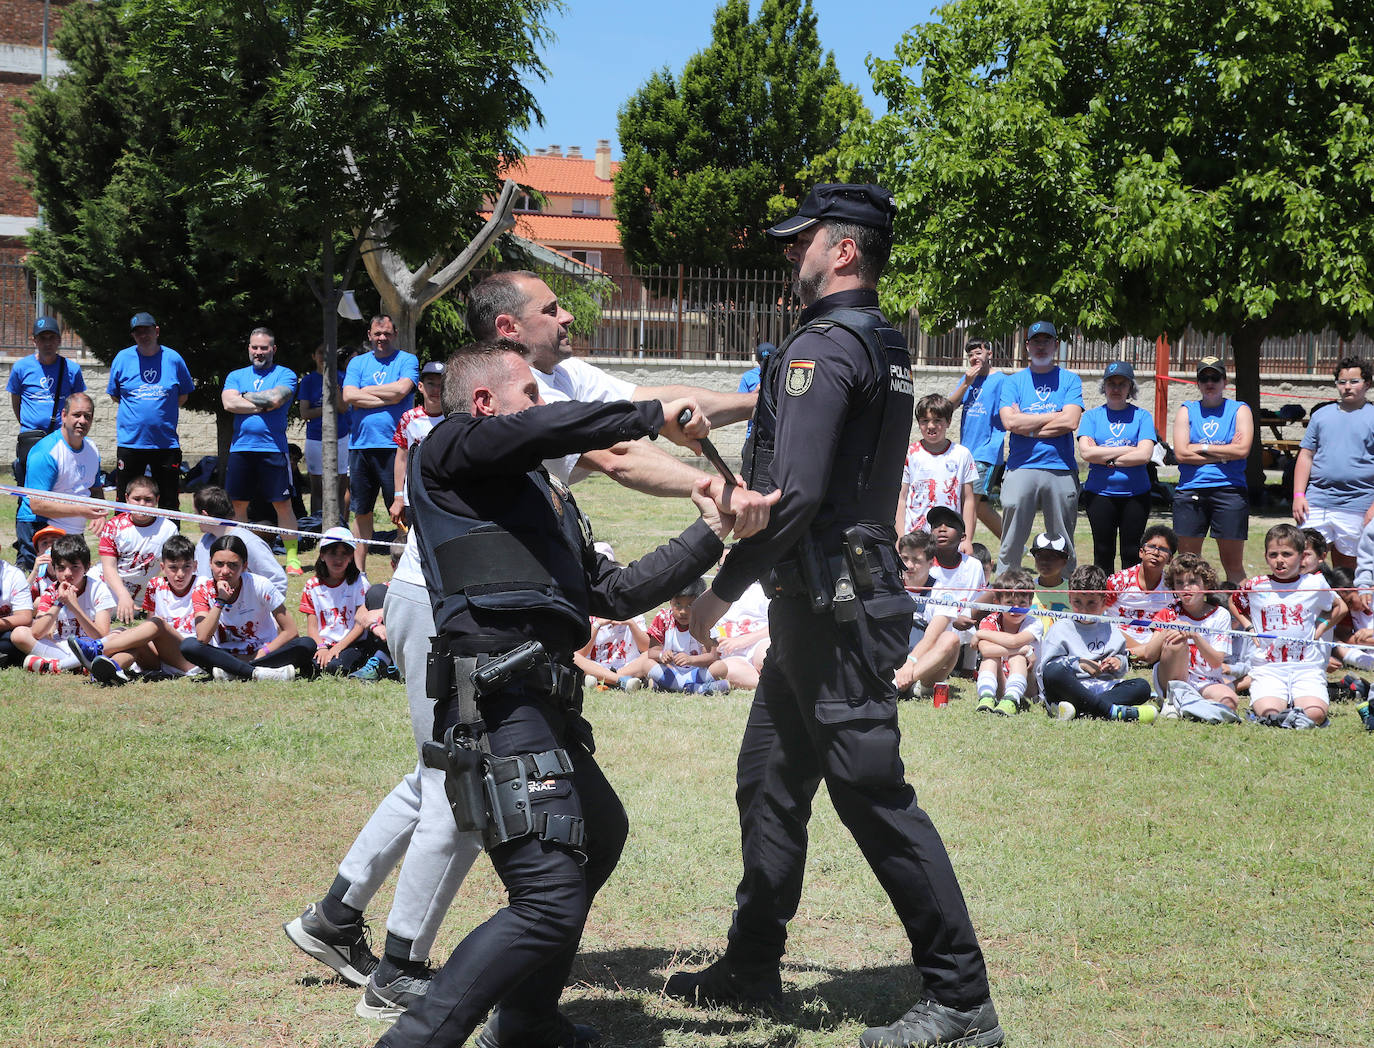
[785,360,815,397]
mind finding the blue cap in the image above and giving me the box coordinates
[1028,320,1058,339]
[33,316,60,336]
[130,311,157,329]
[1104,360,1135,382]
[767,183,897,238]
[756,341,775,364]
[421,361,445,376]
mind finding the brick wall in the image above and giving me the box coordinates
[0,74,37,217]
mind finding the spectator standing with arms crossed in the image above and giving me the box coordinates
[106,312,194,512]
[996,320,1084,574]
[1172,356,1254,583]
[344,315,419,571]
[221,327,303,573]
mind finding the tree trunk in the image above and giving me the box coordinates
[214,410,233,486]
[1230,320,1269,496]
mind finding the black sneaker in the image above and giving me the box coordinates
[90,655,131,686]
[473,1010,601,1047]
[859,997,1004,1047]
[355,965,432,1022]
[662,955,783,1010]
[282,902,378,987]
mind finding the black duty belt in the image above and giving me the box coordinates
[472,652,580,703]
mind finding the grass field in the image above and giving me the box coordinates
[2,479,1373,1047]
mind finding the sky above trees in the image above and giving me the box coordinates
[532,0,934,158]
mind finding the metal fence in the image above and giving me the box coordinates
[0,261,86,356]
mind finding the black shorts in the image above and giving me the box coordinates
[1172,485,1248,541]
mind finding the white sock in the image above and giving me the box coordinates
[1005,672,1028,706]
[31,639,80,671]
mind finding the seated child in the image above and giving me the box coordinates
[896,507,986,699]
[98,475,177,623]
[577,615,651,691]
[1232,523,1343,728]
[350,541,405,681]
[67,533,203,684]
[180,534,317,682]
[1029,532,1073,629]
[300,527,380,676]
[710,580,771,690]
[973,568,1042,715]
[1104,524,1178,669]
[0,555,35,667]
[1152,553,1240,717]
[646,578,728,694]
[969,542,994,584]
[10,534,116,674]
[1041,564,1157,722]
[27,525,66,602]
[898,530,934,646]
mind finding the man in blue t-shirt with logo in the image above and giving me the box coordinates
[343,315,419,571]
[8,316,86,490]
[948,337,1006,540]
[996,320,1084,574]
[222,327,302,573]
[106,312,195,512]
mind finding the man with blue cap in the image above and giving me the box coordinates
[995,319,1084,574]
[670,183,1004,1048]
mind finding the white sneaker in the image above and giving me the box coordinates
[1056,701,1077,721]
[252,665,297,682]
[1343,649,1374,670]
[619,677,643,692]
[584,674,598,689]
[212,667,233,681]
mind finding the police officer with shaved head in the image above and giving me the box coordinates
[671,184,1004,1048]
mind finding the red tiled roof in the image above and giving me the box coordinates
[500,212,623,246]
[500,154,620,198]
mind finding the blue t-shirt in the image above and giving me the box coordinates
[225,363,298,454]
[105,345,195,449]
[1001,366,1084,472]
[1079,403,1153,496]
[343,349,420,449]
[1178,399,1246,491]
[738,367,761,394]
[7,355,86,431]
[952,370,1006,466]
[17,428,101,526]
[297,371,351,442]
[1301,401,1374,510]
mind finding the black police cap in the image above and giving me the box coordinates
[766,183,897,239]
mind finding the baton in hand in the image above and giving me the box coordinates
[678,407,739,488]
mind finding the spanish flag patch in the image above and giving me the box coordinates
[785,360,815,397]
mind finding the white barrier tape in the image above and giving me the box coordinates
[0,482,399,550]
[923,596,1374,657]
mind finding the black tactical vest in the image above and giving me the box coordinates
[744,307,915,522]
[407,428,596,653]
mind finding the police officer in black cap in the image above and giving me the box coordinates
[375,341,744,1048]
[667,184,1004,1047]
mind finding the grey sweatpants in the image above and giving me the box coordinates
[336,578,482,960]
[996,467,1080,575]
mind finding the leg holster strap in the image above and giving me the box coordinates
[482,747,584,852]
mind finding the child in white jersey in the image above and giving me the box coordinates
[896,393,977,549]
[710,580,771,690]
[300,528,379,675]
[896,507,985,699]
[973,568,1042,715]
[98,475,177,623]
[1231,523,1343,728]
[1152,553,1240,716]
[646,578,728,694]
[10,534,116,674]
[0,556,35,668]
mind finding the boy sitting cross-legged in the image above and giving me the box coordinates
[10,534,116,674]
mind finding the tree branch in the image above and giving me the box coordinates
[416,178,521,309]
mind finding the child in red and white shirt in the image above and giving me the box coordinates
[299,528,378,675]
[973,568,1043,715]
[99,475,178,622]
[576,614,651,691]
[1152,553,1239,714]
[897,394,976,550]
[646,579,727,694]
[712,581,771,690]
[1103,524,1178,667]
[10,534,115,674]
[388,362,445,528]
[0,558,35,667]
[1231,524,1343,728]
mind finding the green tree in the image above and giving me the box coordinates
[121,0,553,523]
[17,2,319,427]
[858,0,1374,485]
[614,0,870,269]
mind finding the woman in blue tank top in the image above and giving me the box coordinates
[1170,356,1254,582]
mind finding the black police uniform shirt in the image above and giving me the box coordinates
[714,288,913,602]
[412,398,723,656]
